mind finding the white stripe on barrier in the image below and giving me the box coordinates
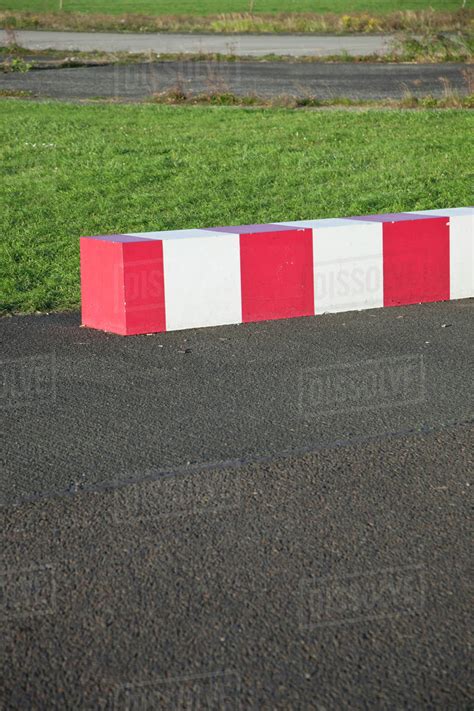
[277,219,383,314]
[163,234,242,331]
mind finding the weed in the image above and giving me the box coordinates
[0,87,32,96]
[149,88,474,109]
[3,56,32,72]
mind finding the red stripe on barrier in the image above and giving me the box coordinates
[382,217,450,307]
[122,240,166,336]
[240,229,314,323]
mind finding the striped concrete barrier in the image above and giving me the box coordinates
[80,208,473,336]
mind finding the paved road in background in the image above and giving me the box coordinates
[1,300,472,707]
[0,29,396,57]
[2,62,469,100]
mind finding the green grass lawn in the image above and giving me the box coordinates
[0,0,467,15]
[1,100,472,314]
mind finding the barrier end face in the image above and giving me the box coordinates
[80,238,127,335]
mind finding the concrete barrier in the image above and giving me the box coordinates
[80,208,473,335]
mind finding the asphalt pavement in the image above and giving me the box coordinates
[0,29,396,57]
[2,61,469,100]
[1,299,472,707]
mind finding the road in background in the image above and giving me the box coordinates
[0,29,396,57]
[1,300,472,706]
[1,61,469,100]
